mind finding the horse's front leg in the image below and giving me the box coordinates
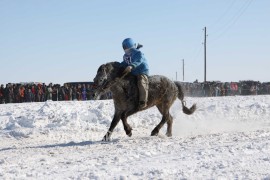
[102,112,121,141]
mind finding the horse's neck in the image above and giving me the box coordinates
[110,75,136,91]
[108,63,121,79]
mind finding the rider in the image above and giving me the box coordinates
[121,38,149,109]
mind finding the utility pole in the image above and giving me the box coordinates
[204,27,207,82]
[182,59,184,81]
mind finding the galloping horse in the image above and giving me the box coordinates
[93,62,196,141]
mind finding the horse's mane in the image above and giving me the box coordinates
[104,62,137,93]
[107,61,126,79]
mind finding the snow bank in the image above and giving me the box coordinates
[2,95,269,139]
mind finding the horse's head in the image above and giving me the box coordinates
[93,62,121,99]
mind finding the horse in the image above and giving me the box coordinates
[93,61,196,141]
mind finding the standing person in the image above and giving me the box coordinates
[69,85,73,101]
[24,85,29,102]
[58,86,64,101]
[72,86,77,100]
[81,84,87,101]
[52,86,58,101]
[47,83,53,100]
[76,84,82,100]
[27,87,33,102]
[86,84,92,100]
[31,85,37,102]
[5,84,10,103]
[42,84,46,101]
[37,84,43,102]
[215,84,221,97]
[8,85,14,103]
[121,38,149,109]
[63,84,69,101]
[13,84,19,103]
[0,84,5,104]
[19,86,25,103]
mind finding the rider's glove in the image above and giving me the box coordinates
[123,66,133,75]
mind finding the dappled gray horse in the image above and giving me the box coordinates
[93,62,196,141]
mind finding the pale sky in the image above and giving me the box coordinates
[0,0,269,85]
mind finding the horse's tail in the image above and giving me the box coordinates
[174,81,196,115]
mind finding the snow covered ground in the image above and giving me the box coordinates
[1,95,270,179]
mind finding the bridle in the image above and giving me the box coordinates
[93,69,129,99]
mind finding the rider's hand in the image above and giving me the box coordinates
[123,66,132,75]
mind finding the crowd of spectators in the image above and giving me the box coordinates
[181,80,270,97]
[1,80,270,104]
[0,82,111,104]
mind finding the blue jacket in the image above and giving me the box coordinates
[121,48,149,76]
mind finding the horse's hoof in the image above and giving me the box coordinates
[166,132,172,137]
[127,131,132,137]
[102,135,111,141]
[151,131,158,136]
[151,128,159,136]
[102,137,111,141]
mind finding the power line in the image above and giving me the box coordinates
[209,0,253,43]
[208,0,237,29]
[188,30,204,63]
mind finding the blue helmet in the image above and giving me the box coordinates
[122,38,136,50]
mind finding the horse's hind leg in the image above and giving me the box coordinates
[166,114,173,137]
[151,115,167,136]
[151,104,173,137]
[151,104,171,136]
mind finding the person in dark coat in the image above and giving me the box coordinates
[0,84,5,104]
